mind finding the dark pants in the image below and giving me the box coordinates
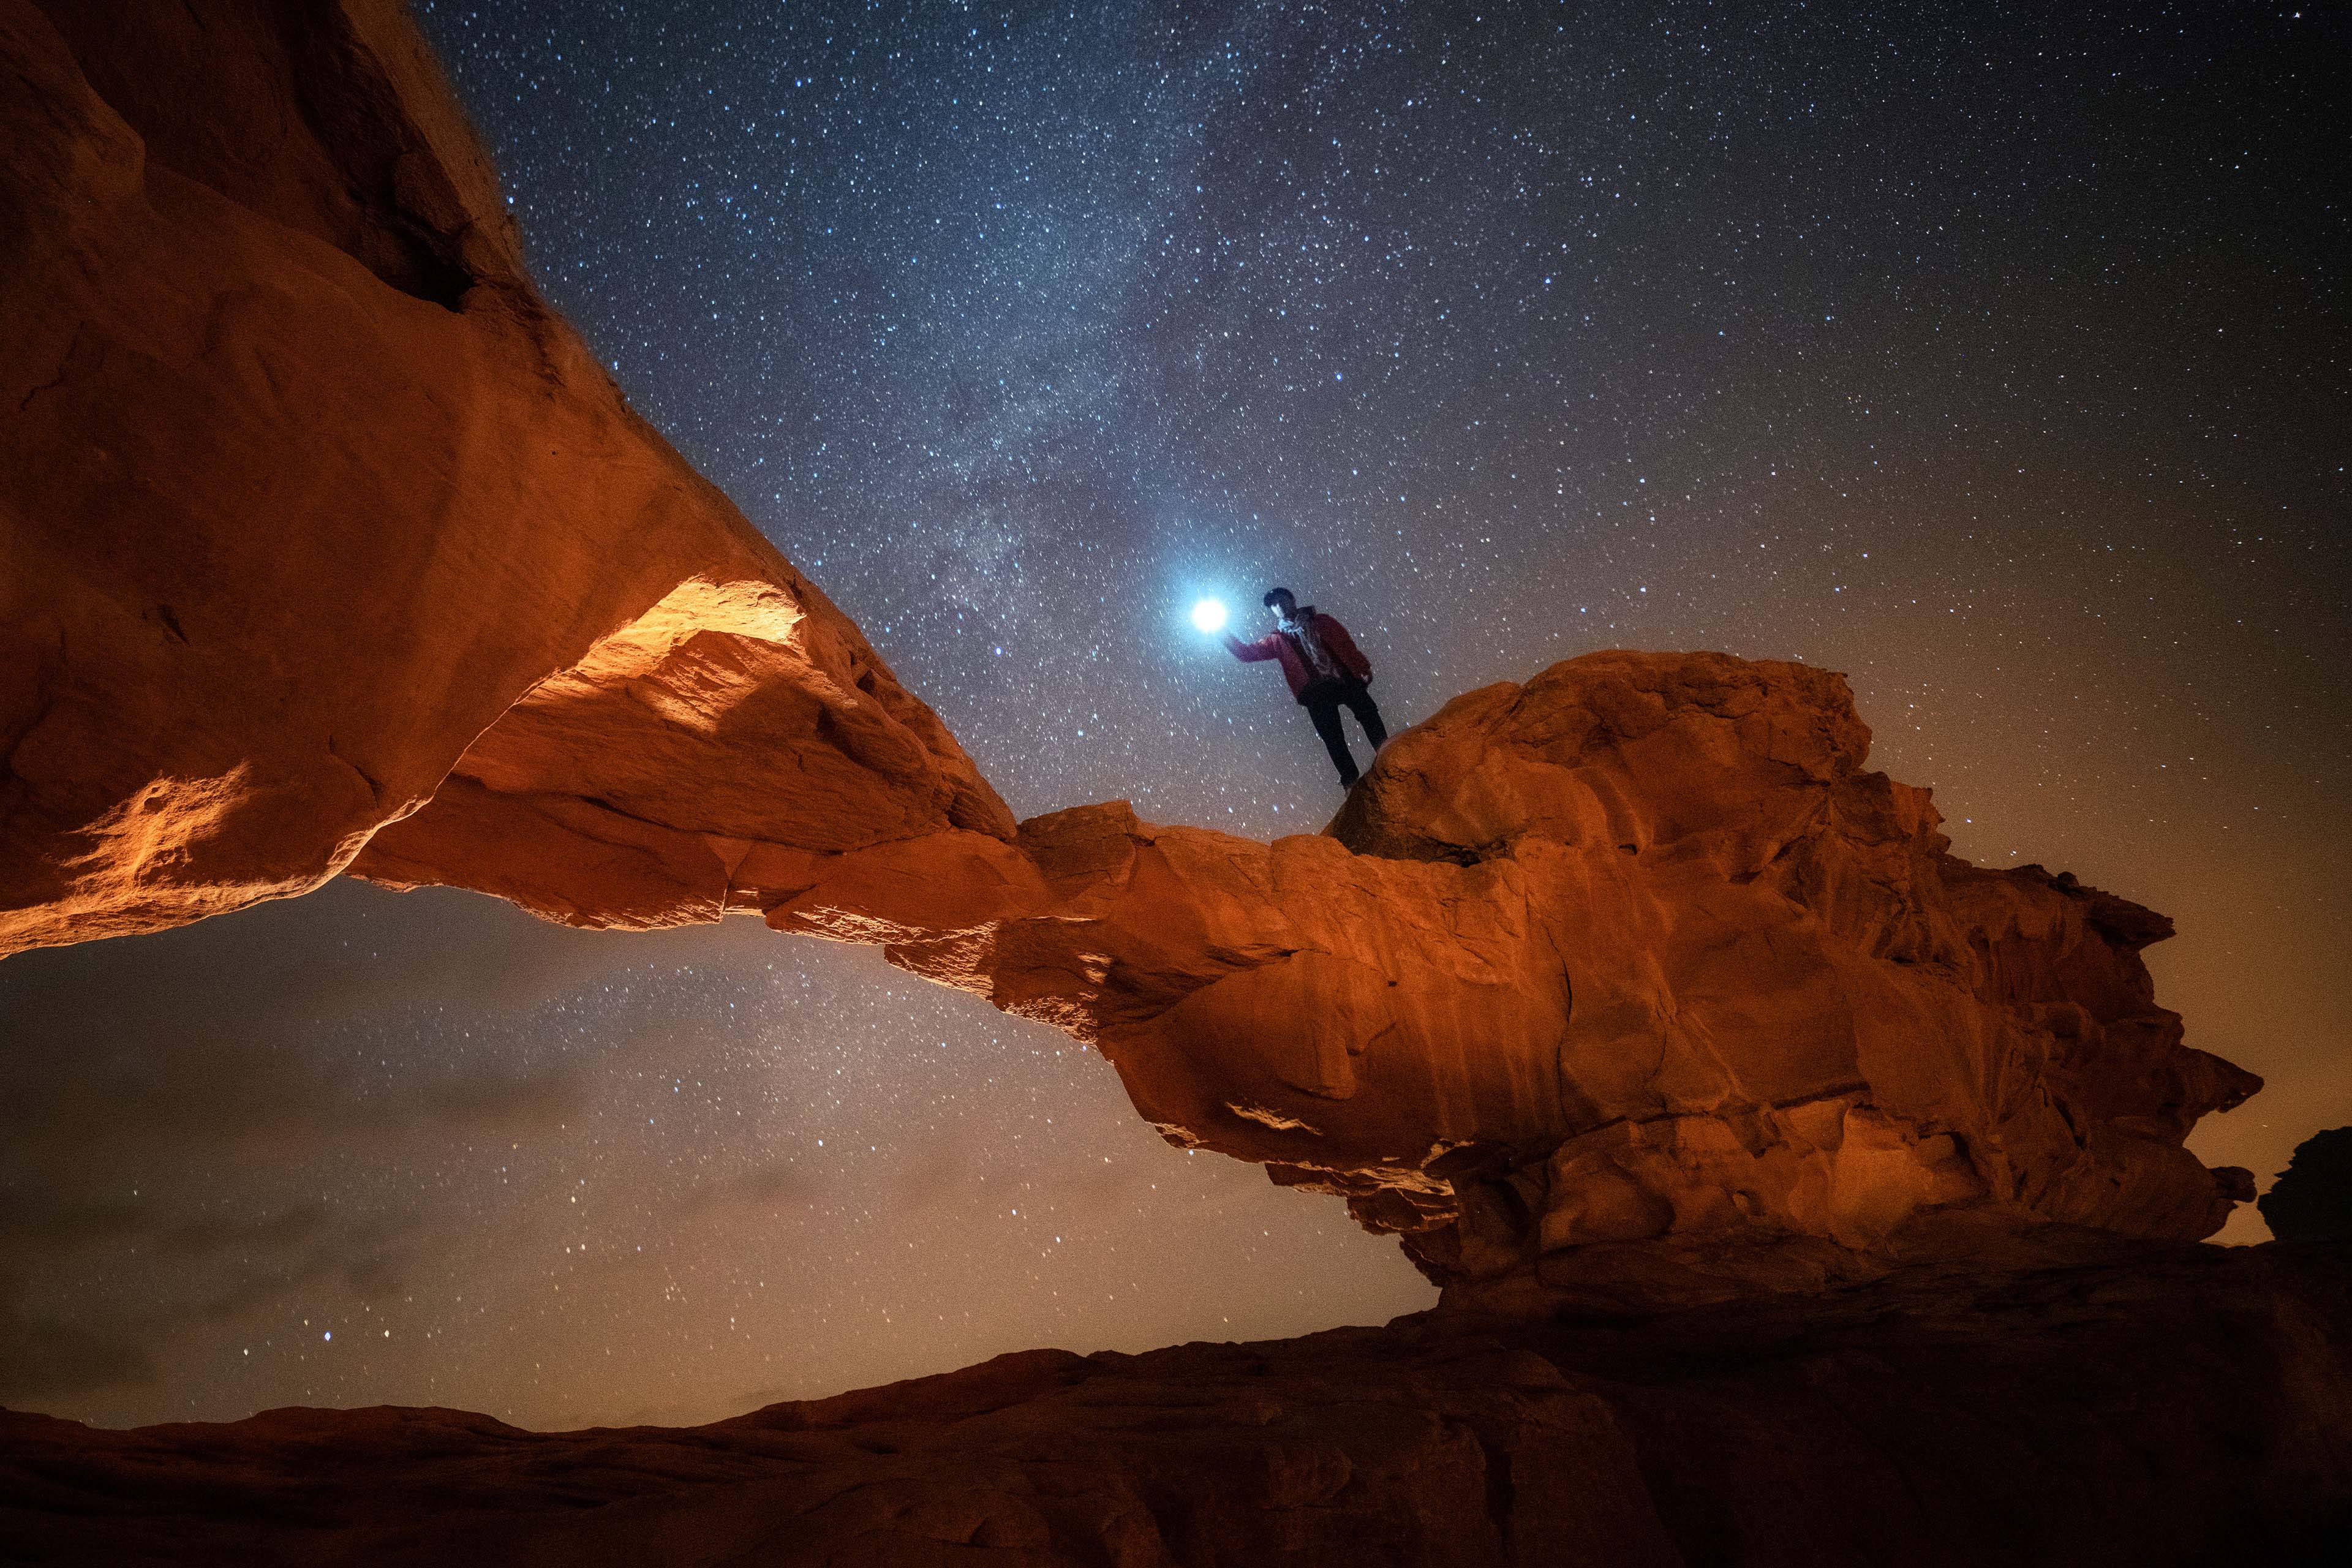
[1302,679,1388,786]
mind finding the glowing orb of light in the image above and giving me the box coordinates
[1190,597,1228,634]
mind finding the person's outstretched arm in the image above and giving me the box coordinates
[1224,630,1281,662]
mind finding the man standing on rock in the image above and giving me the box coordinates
[1224,587,1389,788]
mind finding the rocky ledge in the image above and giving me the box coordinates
[334,640,2263,1311]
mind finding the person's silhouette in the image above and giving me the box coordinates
[1223,587,1388,788]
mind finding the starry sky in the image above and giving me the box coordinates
[3,0,2345,1430]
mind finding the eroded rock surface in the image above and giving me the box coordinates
[733,652,2254,1306]
[4,1241,2347,1567]
[0,0,1007,956]
[1,0,2261,1313]
[346,643,2264,1306]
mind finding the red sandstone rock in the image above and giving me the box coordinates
[0,1,2262,1311]
[345,643,2263,1303]
[737,653,2256,1304]
[4,1241,2347,1567]
[0,0,1008,956]
[2,7,2328,1553]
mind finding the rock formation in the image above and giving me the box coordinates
[0,0,2262,1313]
[0,0,1009,956]
[2261,1127,2352,1243]
[752,652,2261,1308]
[6,4,2342,1557]
[339,644,2268,1305]
[6,1241,2349,1566]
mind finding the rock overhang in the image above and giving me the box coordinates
[0,0,2262,1314]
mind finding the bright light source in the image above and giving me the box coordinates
[1190,597,1228,633]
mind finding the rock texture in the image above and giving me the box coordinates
[337,646,2263,1306]
[729,653,2256,1307]
[0,0,2262,1311]
[5,1240,2348,1567]
[3,5,2331,1555]
[0,0,1008,956]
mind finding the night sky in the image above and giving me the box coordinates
[3,0,2345,1430]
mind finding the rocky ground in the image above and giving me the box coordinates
[6,1238,2346,1567]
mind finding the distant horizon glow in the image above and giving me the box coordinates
[1190,597,1227,634]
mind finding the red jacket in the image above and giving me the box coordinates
[1224,609,1373,703]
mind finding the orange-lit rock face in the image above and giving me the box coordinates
[759,652,2258,1306]
[0,0,1006,954]
[349,575,1014,929]
[1321,653,2266,1302]
[363,635,2257,1308]
[1,1,2256,1310]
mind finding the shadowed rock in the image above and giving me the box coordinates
[4,1243,2348,1567]
[2261,1127,2352,1243]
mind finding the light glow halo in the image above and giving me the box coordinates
[1189,597,1228,633]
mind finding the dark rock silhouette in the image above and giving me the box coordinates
[2261,1127,2352,1243]
[4,1243,2348,1567]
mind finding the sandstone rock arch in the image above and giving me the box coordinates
[1,0,2259,1314]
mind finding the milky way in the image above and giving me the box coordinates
[3,0,2343,1428]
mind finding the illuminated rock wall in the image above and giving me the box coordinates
[755,652,2260,1306]
[0,0,1008,955]
[1,0,2257,1309]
